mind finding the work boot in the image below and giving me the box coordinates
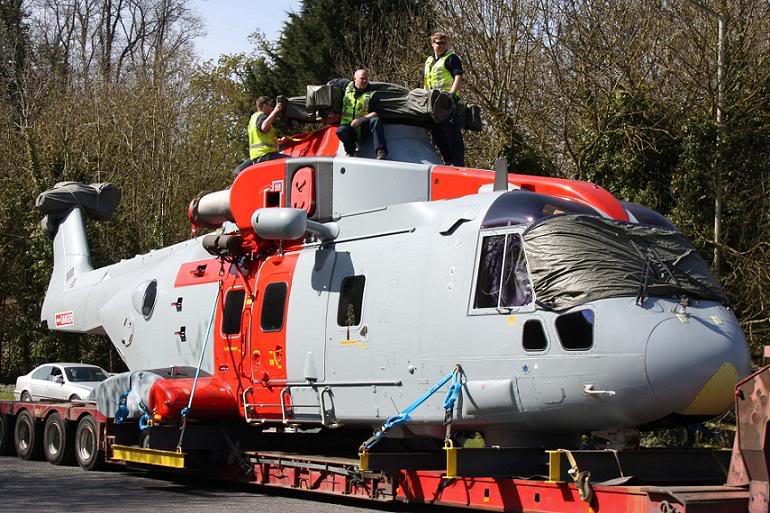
[376,149,387,160]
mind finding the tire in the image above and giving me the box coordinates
[74,415,103,471]
[0,414,14,456]
[43,412,75,466]
[14,410,43,460]
[20,391,32,403]
[68,395,82,402]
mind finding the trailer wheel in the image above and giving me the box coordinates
[0,414,15,455]
[74,415,103,471]
[44,412,75,466]
[14,410,43,460]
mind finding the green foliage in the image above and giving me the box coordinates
[244,0,430,100]
[577,90,681,212]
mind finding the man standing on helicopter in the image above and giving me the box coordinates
[424,32,465,167]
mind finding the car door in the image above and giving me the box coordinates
[47,366,66,400]
[28,365,52,400]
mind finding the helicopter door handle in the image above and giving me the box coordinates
[583,384,615,397]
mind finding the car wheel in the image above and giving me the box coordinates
[20,391,32,403]
[14,410,43,460]
[74,415,104,471]
[43,412,75,466]
[0,414,15,456]
[69,394,82,402]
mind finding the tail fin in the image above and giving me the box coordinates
[37,182,121,330]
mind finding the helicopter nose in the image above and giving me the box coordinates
[645,312,751,416]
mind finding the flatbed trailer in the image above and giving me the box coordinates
[2,362,770,513]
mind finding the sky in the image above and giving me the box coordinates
[190,0,302,62]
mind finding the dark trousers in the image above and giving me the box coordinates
[336,117,387,156]
[233,151,289,176]
[432,107,465,167]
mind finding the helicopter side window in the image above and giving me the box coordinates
[222,288,246,335]
[473,233,532,310]
[261,282,288,332]
[556,310,594,350]
[522,319,548,351]
[338,275,366,327]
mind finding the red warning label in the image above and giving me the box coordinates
[55,311,75,327]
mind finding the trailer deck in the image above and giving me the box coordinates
[2,361,770,513]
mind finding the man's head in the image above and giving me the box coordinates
[256,96,275,113]
[431,32,449,54]
[353,69,370,91]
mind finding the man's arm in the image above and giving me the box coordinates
[449,75,462,96]
[350,94,379,128]
[446,54,464,96]
[350,110,377,128]
[260,103,283,132]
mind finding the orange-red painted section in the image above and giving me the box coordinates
[147,376,240,421]
[290,166,316,215]
[430,166,629,221]
[230,159,287,231]
[245,253,298,418]
[205,253,299,421]
[174,258,222,288]
[282,126,340,159]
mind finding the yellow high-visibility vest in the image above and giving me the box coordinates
[341,82,374,127]
[247,112,277,160]
[424,51,457,94]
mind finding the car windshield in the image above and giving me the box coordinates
[65,367,108,382]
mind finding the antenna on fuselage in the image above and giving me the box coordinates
[494,157,509,191]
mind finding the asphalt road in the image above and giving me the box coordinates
[0,455,462,513]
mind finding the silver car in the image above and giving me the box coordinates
[14,363,109,402]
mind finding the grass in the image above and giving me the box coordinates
[0,386,14,401]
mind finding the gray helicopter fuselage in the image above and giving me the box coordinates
[38,134,751,443]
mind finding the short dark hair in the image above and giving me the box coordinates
[256,96,274,109]
[431,32,448,43]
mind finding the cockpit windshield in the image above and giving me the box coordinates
[481,191,601,229]
[621,201,678,231]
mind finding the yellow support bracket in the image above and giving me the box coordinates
[112,444,186,469]
[444,439,458,479]
[547,450,563,482]
[358,448,369,471]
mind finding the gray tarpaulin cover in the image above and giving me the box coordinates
[305,82,455,126]
[522,215,726,311]
[36,181,121,238]
[93,370,161,419]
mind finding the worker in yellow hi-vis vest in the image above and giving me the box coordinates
[234,96,288,175]
[424,32,464,167]
[335,69,388,160]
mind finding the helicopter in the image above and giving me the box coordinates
[36,119,751,448]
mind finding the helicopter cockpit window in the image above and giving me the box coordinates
[473,233,532,310]
[338,275,366,327]
[621,201,678,231]
[261,282,288,332]
[522,319,548,351]
[482,190,601,228]
[556,310,594,350]
[222,289,246,335]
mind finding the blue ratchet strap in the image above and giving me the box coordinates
[442,367,464,424]
[115,392,130,424]
[362,365,463,451]
[177,278,222,450]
